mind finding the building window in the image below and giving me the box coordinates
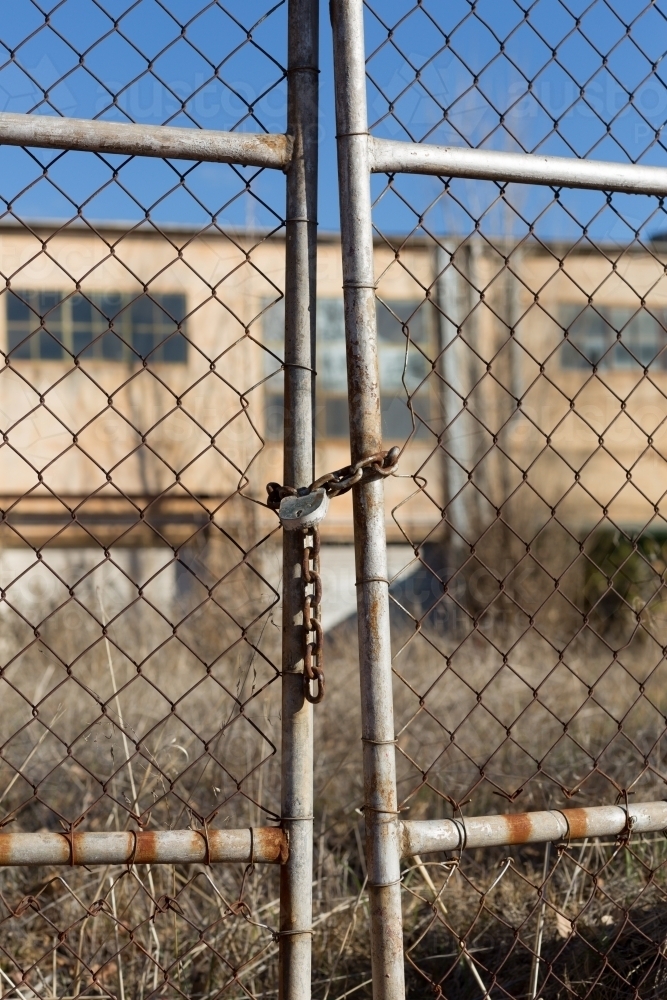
[318,298,432,439]
[376,299,433,440]
[6,290,188,363]
[561,304,667,369]
[317,298,347,438]
[262,298,286,440]
[263,297,433,441]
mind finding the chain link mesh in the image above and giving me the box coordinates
[4,2,667,997]
[364,0,667,995]
[0,2,290,996]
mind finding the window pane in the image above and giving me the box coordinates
[324,397,349,438]
[7,292,29,321]
[265,393,284,440]
[131,295,153,326]
[154,294,187,363]
[379,345,429,392]
[320,343,348,392]
[561,304,667,369]
[40,291,63,314]
[615,307,664,367]
[263,299,285,346]
[72,294,93,355]
[380,347,405,391]
[129,295,151,359]
[6,289,186,364]
[72,295,92,323]
[6,291,33,358]
[39,295,64,359]
[100,293,124,318]
[102,331,124,360]
[318,299,346,392]
[39,329,64,359]
[603,308,635,368]
[382,396,414,440]
[74,330,93,355]
[133,331,154,359]
[262,299,284,380]
[377,300,426,344]
[162,333,188,362]
[7,328,32,358]
[159,293,187,323]
[318,298,344,340]
[561,305,612,368]
[128,294,188,363]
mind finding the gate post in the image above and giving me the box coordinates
[330,2,406,998]
[279,1,319,999]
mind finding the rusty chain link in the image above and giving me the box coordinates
[267,447,399,705]
[302,527,324,704]
[266,446,400,511]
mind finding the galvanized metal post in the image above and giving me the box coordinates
[280,1,319,999]
[330,2,405,999]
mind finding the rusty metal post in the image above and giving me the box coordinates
[330,2,405,999]
[279,2,319,999]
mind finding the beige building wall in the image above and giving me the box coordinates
[514,245,667,536]
[0,224,283,550]
[0,225,663,555]
[0,226,442,548]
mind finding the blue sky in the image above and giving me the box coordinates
[0,0,666,243]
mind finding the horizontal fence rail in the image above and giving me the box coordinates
[0,827,288,866]
[400,802,667,857]
[370,136,667,195]
[0,112,293,169]
[10,113,667,195]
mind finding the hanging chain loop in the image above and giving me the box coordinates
[302,527,324,704]
[266,446,399,511]
[267,447,398,705]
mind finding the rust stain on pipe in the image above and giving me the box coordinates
[401,801,667,857]
[0,827,288,866]
[501,812,535,845]
[0,834,14,865]
[256,827,289,864]
[134,830,162,864]
[71,832,84,865]
[561,808,593,840]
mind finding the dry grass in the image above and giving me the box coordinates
[1,532,667,999]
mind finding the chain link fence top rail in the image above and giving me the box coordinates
[0,3,293,998]
[363,1,667,997]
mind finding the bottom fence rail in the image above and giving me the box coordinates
[400,801,667,857]
[0,827,288,866]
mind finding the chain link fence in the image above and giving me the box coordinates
[362,0,667,996]
[0,3,295,997]
[3,2,667,999]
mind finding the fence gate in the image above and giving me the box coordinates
[331,1,667,999]
[3,1,667,999]
[0,2,317,1000]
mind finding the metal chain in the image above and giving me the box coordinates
[302,527,324,704]
[266,446,400,511]
[267,447,399,704]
